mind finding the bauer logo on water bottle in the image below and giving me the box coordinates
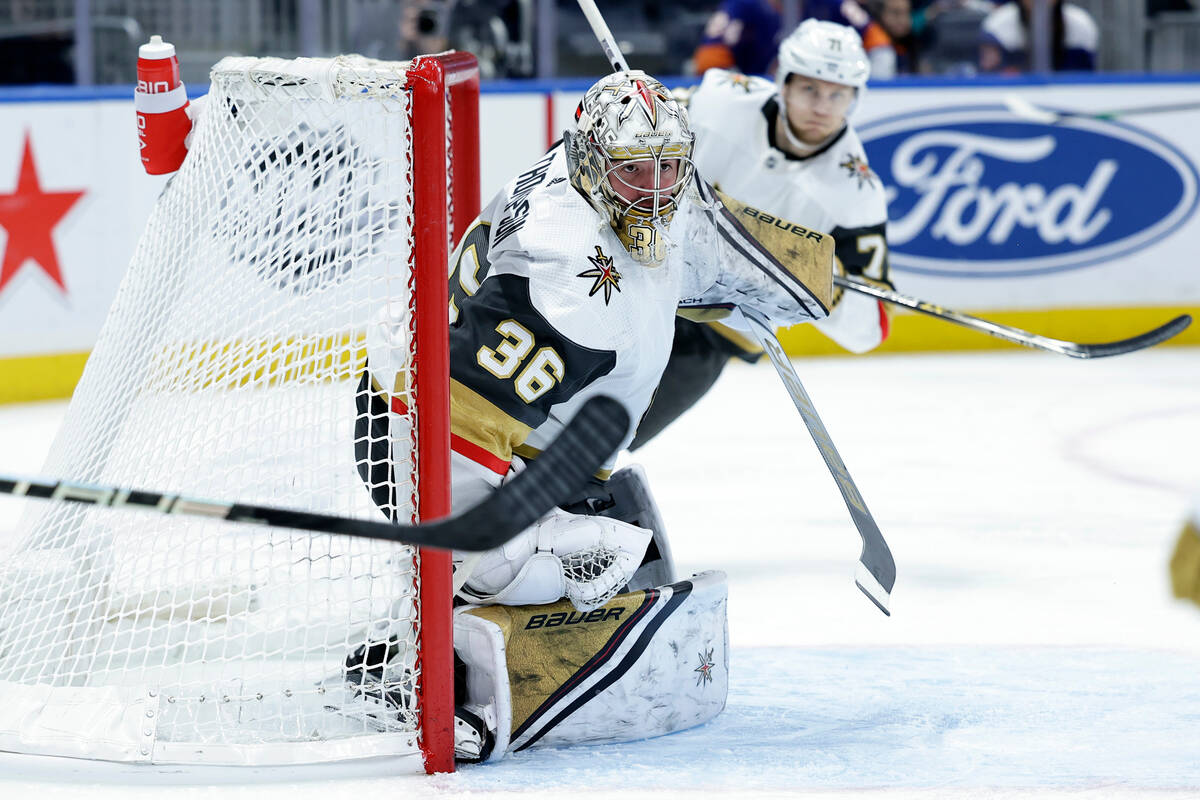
[860,105,1200,277]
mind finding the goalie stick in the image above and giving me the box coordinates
[574,0,895,613]
[741,307,895,615]
[0,395,630,553]
[836,275,1192,359]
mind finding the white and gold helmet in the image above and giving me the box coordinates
[776,18,870,92]
[566,70,696,266]
[774,20,870,151]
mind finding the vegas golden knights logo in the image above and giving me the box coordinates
[577,245,623,304]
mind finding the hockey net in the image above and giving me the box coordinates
[0,52,479,773]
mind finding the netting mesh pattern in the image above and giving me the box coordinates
[0,56,431,766]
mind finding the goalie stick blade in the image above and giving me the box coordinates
[856,562,893,617]
[835,276,1192,359]
[0,396,631,553]
[740,308,896,615]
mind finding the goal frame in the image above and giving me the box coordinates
[409,50,480,775]
[0,51,480,779]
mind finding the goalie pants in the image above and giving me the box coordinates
[631,317,760,450]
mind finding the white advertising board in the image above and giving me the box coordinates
[855,79,1200,310]
[0,77,1197,402]
[0,94,166,361]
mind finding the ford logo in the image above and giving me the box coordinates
[859,105,1200,277]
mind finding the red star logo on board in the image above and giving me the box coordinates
[577,245,622,304]
[0,132,85,295]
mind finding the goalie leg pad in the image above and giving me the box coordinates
[453,570,729,761]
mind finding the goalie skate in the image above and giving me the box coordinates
[336,634,495,763]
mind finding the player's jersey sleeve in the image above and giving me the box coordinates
[831,220,891,287]
[809,128,894,354]
[687,69,775,188]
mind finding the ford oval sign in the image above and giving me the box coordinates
[859,105,1199,277]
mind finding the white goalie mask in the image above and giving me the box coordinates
[566,70,696,267]
[775,19,870,148]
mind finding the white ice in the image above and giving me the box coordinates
[1,346,1198,799]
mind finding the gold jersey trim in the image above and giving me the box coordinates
[449,378,533,465]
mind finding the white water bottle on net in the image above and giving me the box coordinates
[0,52,479,775]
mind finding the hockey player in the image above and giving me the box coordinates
[358,69,836,762]
[1170,499,1200,609]
[632,19,893,447]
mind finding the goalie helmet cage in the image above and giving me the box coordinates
[0,52,479,776]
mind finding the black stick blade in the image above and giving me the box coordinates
[1063,314,1192,359]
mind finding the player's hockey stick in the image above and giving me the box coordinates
[573,0,896,612]
[1004,94,1200,125]
[0,395,629,553]
[741,307,896,616]
[836,275,1192,359]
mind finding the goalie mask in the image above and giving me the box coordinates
[775,20,870,148]
[566,70,696,267]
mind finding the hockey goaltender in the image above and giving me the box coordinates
[356,68,837,763]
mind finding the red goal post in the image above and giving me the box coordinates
[409,51,480,774]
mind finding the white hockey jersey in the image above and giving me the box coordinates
[435,143,830,495]
[687,68,893,353]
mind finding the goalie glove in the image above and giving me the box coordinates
[678,182,834,328]
[461,506,652,612]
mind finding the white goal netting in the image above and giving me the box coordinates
[0,55,454,768]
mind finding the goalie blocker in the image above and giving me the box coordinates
[455,570,728,761]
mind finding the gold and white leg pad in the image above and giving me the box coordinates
[453,570,728,761]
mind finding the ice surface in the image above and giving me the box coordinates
[1,347,1198,798]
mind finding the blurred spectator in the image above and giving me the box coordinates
[1147,0,1194,13]
[352,0,451,61]
[800,0,906,77]
[0,33,75,84]
[913,0,995,35]
[693,0,782,76]
[913,0,995,74]
[864,0,918,75]
[979,0,1098,73]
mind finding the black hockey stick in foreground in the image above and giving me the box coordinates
[742,308,896,616]
[837,275,1192,359]
[0,395,630,553]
